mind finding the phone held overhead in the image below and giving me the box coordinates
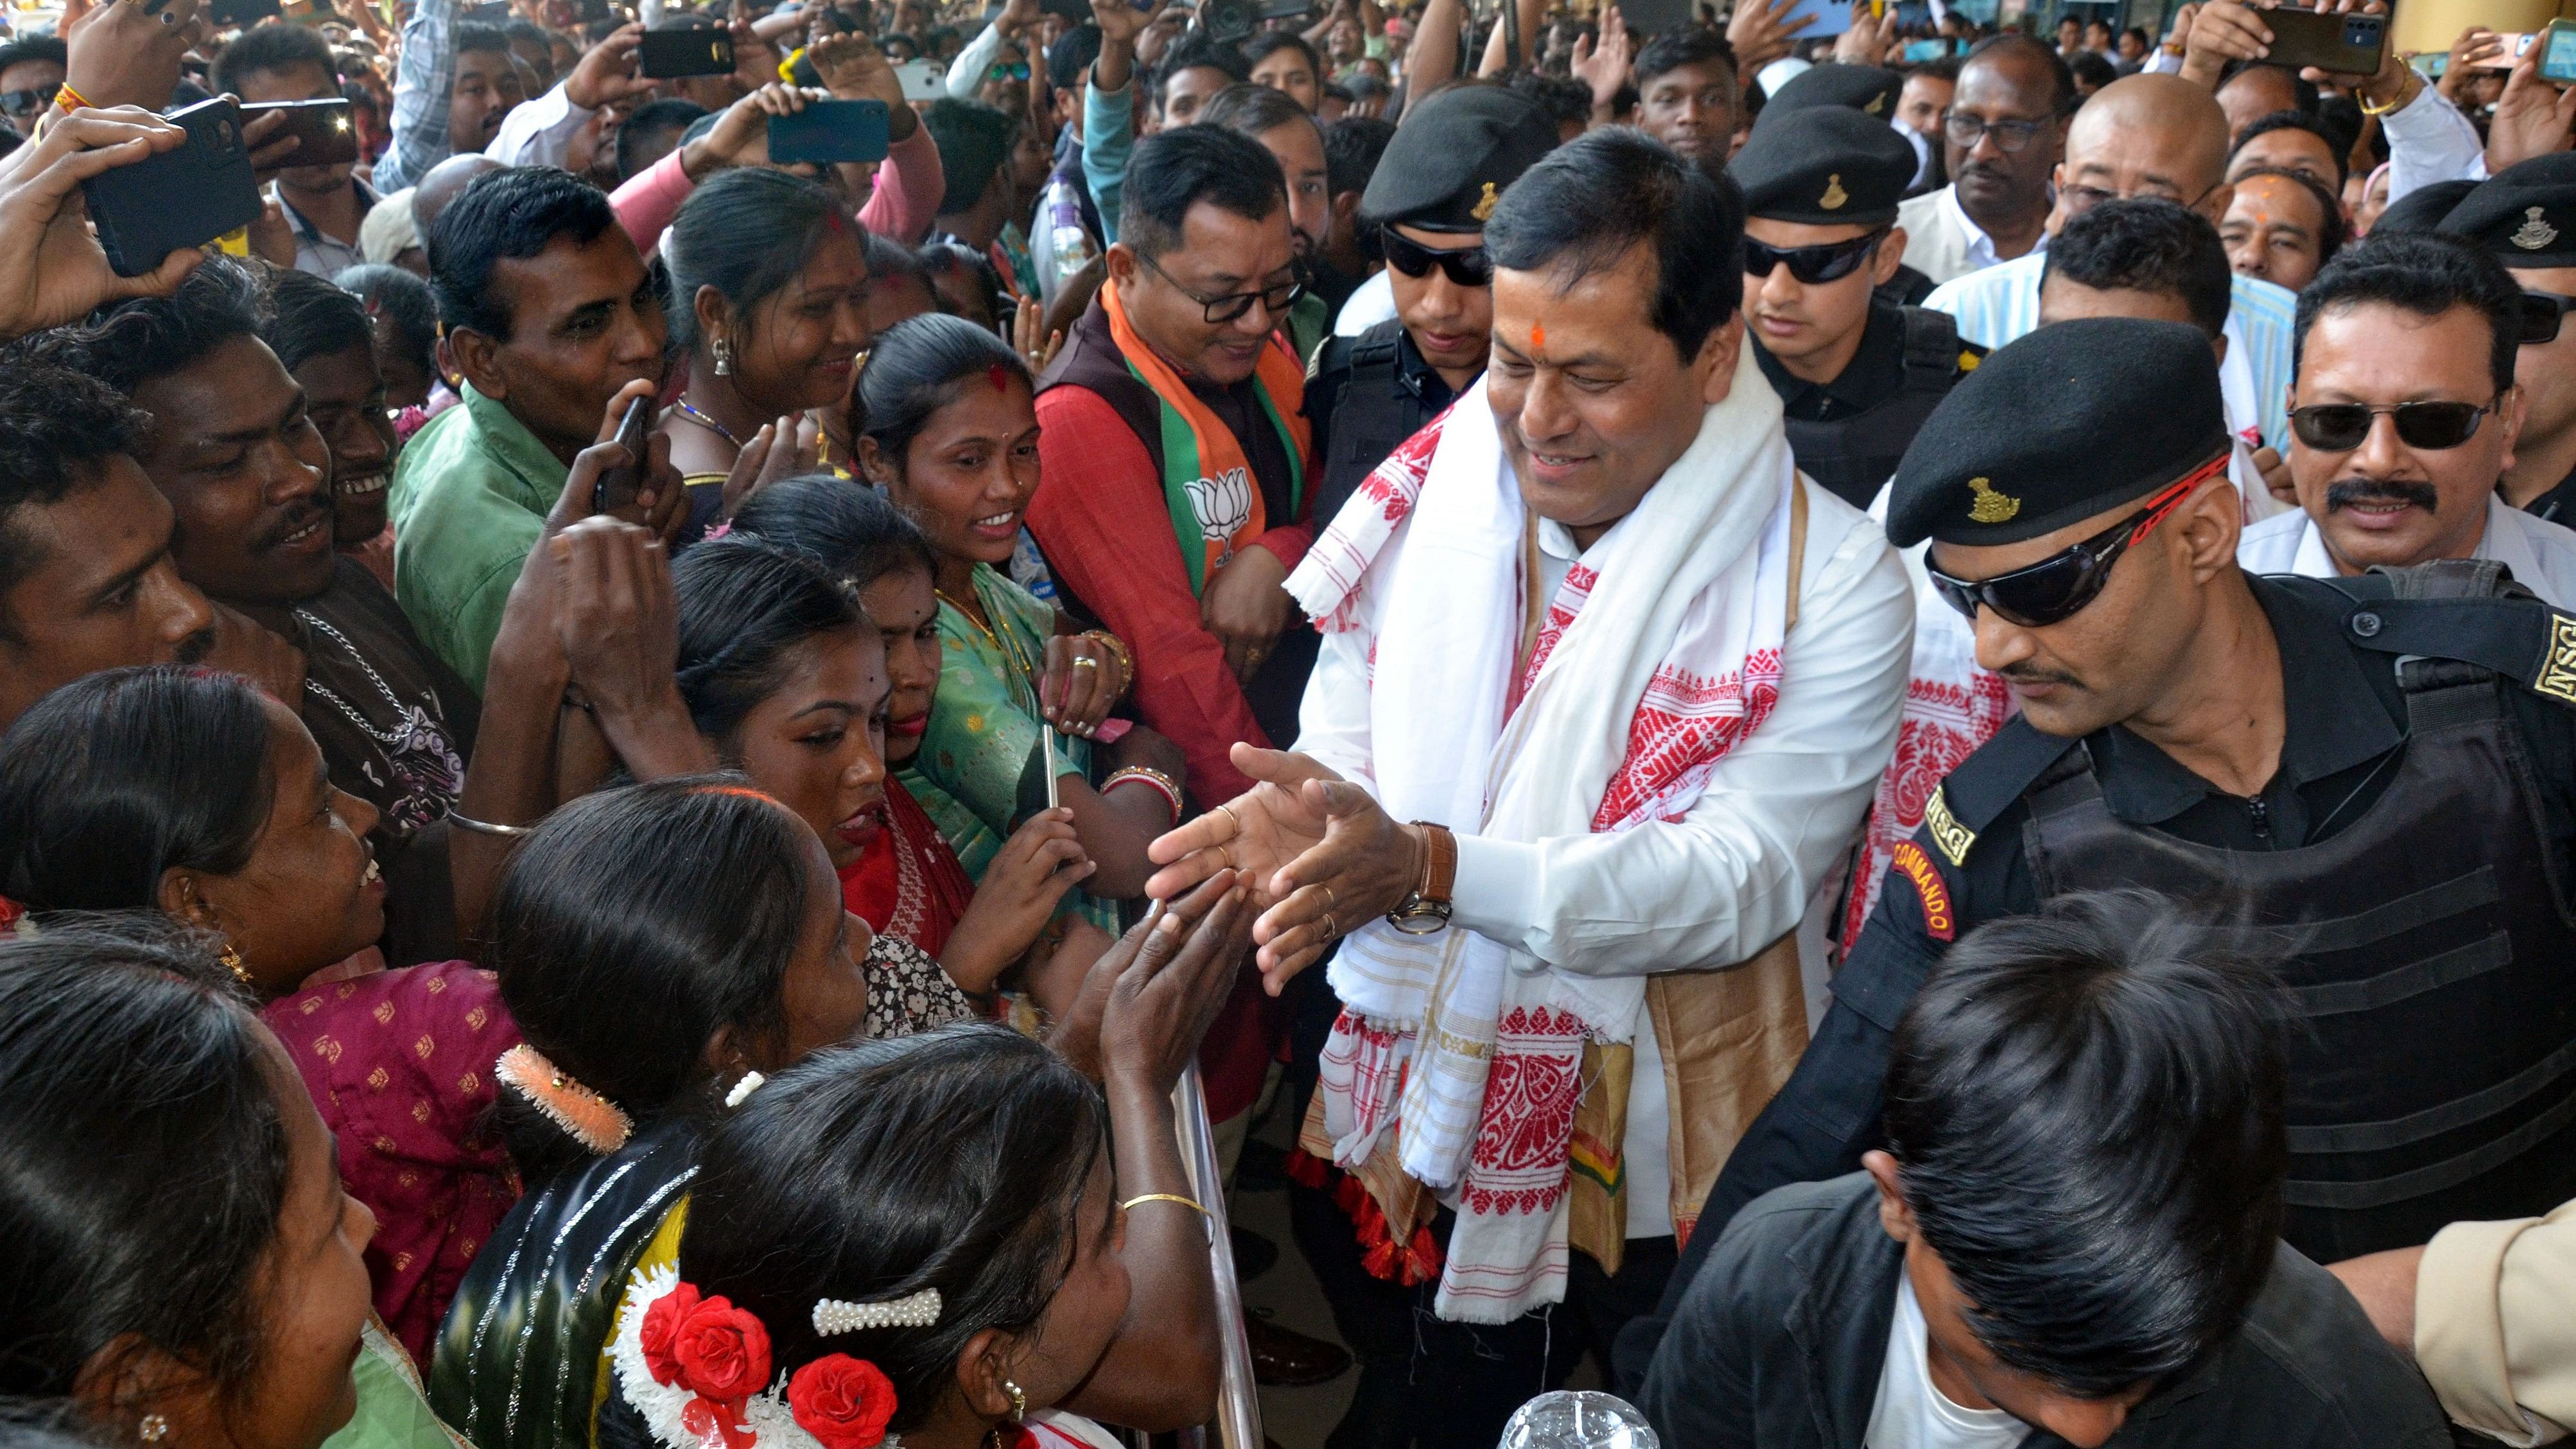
[83,98,263,279]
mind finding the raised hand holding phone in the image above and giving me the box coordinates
[0,106,202,343]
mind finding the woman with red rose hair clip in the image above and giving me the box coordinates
[596,876,1256,1449]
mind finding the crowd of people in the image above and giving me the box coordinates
[4,0,2576,1447]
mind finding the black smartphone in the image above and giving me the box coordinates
[239,98,360,168]
[82,98,264,279]
[766,98,890,164]
[2260,7,2385,77]
[592,396,652,514]
[638,26,736,76]
[207,0,283,26]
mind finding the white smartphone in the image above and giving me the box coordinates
[895,56,946,101]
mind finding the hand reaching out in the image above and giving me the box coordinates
[1093,871,1254,1092]
[565,23,657,111]
[809,33,922,139]
[2440,26,2503,105]
[1569,4,1630,113]
[1724,0,1806,78]
[1013,293,1064,372]
[2488,45,2576,175]
[941,807,1095,992]
[0,107,202,344]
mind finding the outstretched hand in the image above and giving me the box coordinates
[1057,869,1251,1086]
[0,107,202,344]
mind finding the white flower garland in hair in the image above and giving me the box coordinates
[613,1265,905,1449]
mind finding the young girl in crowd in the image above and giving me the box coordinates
[598,871,1258,1449]
[0,920,423,1449]
[0,668,520,1365]
[852,315,1185,924]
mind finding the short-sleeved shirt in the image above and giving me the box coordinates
[388,383,569,692]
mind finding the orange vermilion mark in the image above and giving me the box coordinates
[1529,322,1546,352]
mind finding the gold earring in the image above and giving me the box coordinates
[139,1416,168,1443]
[218,941,253,988]
[712,334,734,377]
[1005,1380,1025,1425]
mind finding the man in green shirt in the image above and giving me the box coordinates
[393,166,677,690]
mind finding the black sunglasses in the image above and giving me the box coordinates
[0,82,60,117]
[1743,228,1889,286]
[2288,397,2497,453]
[1136,249,1305,324]
[1379,226,1493,288]
[1928,458,2219,628]
[2522,290,2575,346]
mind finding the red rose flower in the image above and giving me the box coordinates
[640,1282,704,1386]
[682,1394,758,1449]
[787,1355,900,1449]
[672,1295,774,1403]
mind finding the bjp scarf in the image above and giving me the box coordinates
[1101,277,1310,596]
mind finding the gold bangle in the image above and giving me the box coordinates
[55,81,96,113]
[2359,74,2415,116]
[1080,629,1133,692]
[1120,1192,1210,1218]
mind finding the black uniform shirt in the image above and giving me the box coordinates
[2525,462,2576,526]
[1752,299,1914,423]
[1305,323,1463,526]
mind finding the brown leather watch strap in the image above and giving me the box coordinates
[1415,822,1458,905]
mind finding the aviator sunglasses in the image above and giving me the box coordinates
[1927,455,2224,628]
[1743,228,1889,285]
[1379,226,1494,288]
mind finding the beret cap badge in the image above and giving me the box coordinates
[1471,182,1501,222]
[2514,206,2561,251]
[1967,476,2020,524]
[1820,173,1848,209]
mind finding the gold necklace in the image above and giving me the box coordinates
[936,582,1038,683]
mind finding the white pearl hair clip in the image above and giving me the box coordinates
[724,1072,766,1109]
[813,1287,943,1336]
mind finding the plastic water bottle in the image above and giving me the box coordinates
[1498,1392,1661,1449]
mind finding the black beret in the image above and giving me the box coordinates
[1731,105,1913,227]
[1359,85,1559,234]
[1757,63,1903,123]
[1886,318,2229,549]
[2440,152,2576,269]
[2372,178,2478,238]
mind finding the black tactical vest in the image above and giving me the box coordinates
[1313,320,1450,530]
[1784,307,1967,511]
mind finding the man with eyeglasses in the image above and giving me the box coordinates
[1630,317,2576,1365]
[2239,231,2576,607]
[0,36,64,141]
[1304,85,1554,531]
[2443,155,2576,530]
[1031,123,1318,811]
[1733,105,1983,510]
[1890,34,2071,286]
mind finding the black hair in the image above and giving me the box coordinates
[1908,53,1962,83]
[665,168,859,353]
[1242,29,1321,80]
[2121,26,2150,46]
[1320,78,1354,107]
[2230,165,2347,269]
[672,535,871,744]
[918,239,1005,325]
[0,917,288,1412]
[454,19,513,57]
[0,666,274,915]
[0,362,150,630]
[2296,230,2519,395]
[1152,30,1249,108]
[1343,71,1389,103]
[881,30,922,62]
[1483,126,1744,360]
[0,37,65,79]
[1197,80,1321,146]
[428,165,619,340]
[211,21,335,94]
[1046,22,1101,91]
[504,17,553,49]
[731,473,937,593]
[1631,24,1734,87]
[615,96,708,182]
[922,98,1019,214]
[2232,107,2347,187]
[1882,890,2287,1398]
[1116,123,1286,260]
[259,266,374,376]
[666,1025,1108,1433]
[332,261,441,385]
[857,312,1029,470]
[2216,59,2317,120]
[864,231,937,297]
[1506,69,1590,130]
[2041,196,2232,340]
[2067,49,2116,96]
[47,254,266,395]
[487,774,826,1183]
[1964,31,2076,116]
[1323,114,1395,198]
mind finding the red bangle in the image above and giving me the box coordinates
[1102,767,1181,826]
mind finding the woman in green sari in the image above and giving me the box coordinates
[855,314,1189,927]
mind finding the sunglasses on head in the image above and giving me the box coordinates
[1744,228,1889,285]
[2521,290,2575,346]
[2288,397,2498,453]
[0,82,60,116]
[1927,455,2223,628]
[1379,226,1493,288]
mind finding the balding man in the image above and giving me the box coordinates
[1924,73,2295,460]
[1892,36,2073,285]
[410,152,506,239]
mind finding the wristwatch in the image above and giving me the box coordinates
[1387,822,1457,935]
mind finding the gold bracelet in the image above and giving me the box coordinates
[2359,74,2415,116]
[1081,629,1133,693]
[1120,1192,1210,1219]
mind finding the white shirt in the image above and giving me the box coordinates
[487,79,596,169]
[1865,1276,2033,1449]
[1296,479,1913,1235]
[1335,268,1397,338]
[1893,184,2046,287]
[2238,492,2576,607]
[2378,83,2488,205]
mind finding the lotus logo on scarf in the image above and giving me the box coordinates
[1186,467,1255,564]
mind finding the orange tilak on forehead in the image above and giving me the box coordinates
[1529,322,1546,353]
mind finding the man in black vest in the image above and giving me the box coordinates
[1615,315,2576,1386]
[1304,85,1559,529]
[1732,105,1983,510]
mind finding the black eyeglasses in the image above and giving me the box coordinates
[1743,228,1890,285]
[2058,178,2222,219]
[1927,459,2218,627]
[1379,226,1493,288]
[1941,109,2057,153]
[1135,250,1305,324]
[2288,397,2498,453]
[2522,290,2576,346]
[0,82,60,117]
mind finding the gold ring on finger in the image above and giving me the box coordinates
[1072,655,1099,670]
[1322,914,1338,940]
[1218,843,1234,871]
[1215,803,1243,840]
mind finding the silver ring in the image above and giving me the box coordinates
[1072,655,1099,669]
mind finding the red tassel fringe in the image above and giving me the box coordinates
[1289,1150,1442,1287]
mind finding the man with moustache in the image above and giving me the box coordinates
[213,26,374,279]
[2240,231,2576,605]
[2451,157,2576,527]
[1635,319,2576,1362]
[1892,35,2072,285]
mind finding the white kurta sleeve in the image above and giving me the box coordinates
[1449,505,1913,975]
[1296,621,1381,796]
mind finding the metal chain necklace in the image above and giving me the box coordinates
[296,610,432,747]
